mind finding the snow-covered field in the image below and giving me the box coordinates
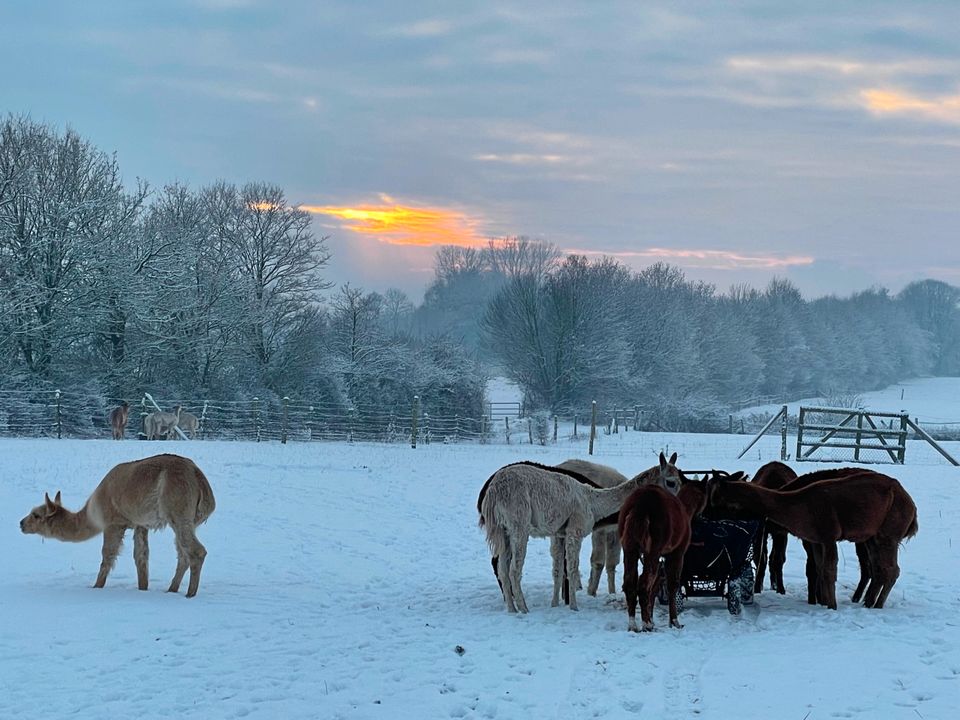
[2,434,958,719]
[739,376,960,426]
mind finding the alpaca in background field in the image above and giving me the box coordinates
[19,454,216,597]
[109,402,129,440]
[173,405,199,439]
[619,479,708,632]
[144,410,179,440]
[480,452,682,612]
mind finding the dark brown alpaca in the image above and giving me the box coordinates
[109,402,130,440]
[708,471,918,609]
[750,461,797,595]
[781,467,878,605]
[618,480,708,632]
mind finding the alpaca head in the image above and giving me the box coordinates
[655,451,682,494]
[20,491,63,537]
[706,477,743,512]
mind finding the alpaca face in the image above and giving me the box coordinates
[657,451,682,494]
[19,492,61,536]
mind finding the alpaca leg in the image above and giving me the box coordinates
[770,531,788,595]
[491,556,504,597]
[865,538,900,609]
[172,523,207,598]
[496,540,517,613]
[94,526,126,588]
[754,530,769,594]
[803,540,819,605]
[509,534,530,613]
[605,532,621,595]
[639,556,660,631]
[133,526,150,591]
[550,536,566,607]
[167,542,189,594]
[563,533,585,611]
[586,531,604,597]
[819,542,838,610]
[851,542,872,603]
[622,545,641,632]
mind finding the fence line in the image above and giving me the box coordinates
[2,388,959,446]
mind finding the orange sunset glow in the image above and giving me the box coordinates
[301,198,486,247]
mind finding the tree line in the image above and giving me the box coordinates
[2,116,958,433]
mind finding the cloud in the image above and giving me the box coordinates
[567,247,815,270]
[860,88,960,124]
[382,18,457,38]
[301,196,487,247]
[473,153,574,166]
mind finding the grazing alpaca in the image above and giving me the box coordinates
[556,459,628,596]
[750,461,797,595]
[557,458,682,597]
[708,471,917,609]
[19,454,216,597]
[480,452,682,612]
[173,405,199,439]
[618,479,708,632]
[109,402,130,440]
[781,468,877,605]
[144,410,179,440]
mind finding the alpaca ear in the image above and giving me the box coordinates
[659,451,667,470]
[669,452,678,465]
[54,490,62,506]
[44,492,56,511]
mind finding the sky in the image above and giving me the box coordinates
[3,0,959,300]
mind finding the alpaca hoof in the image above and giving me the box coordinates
[185,590,197,598]
[641,623,655,633]
[670,620,683,629]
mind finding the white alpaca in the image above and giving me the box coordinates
[554,456,683,598]
[480,452,682,612]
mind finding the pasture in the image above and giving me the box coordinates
[1,435,958,719]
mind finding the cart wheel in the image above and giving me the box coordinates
[737,564,755,606]
[726,578,742,615]
[657,584,685,613]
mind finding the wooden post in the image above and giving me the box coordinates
[854,411,863,462]
[199,401,208,439]
[411,395,420,448]
[54,389,62,439]
[527,417,533,444]
[589,401,597,456]
[281,396,289,444]
[505,417,511,444]
[454,414,460,443]
[573,414,578,438]
[634,405,640,431]
[729,414,734,434]
[253,397,261,442]
[423,413,430,444]
[613,408,619,434]
[140,395,148,438]
[780,405,788,461]
[796,406,805,461]
[897,412,908,464]
[553,415,558,443]
[480,414,486,444]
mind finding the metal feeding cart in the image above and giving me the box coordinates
[656,469,761,615]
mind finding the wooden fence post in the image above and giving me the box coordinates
[553,415,558,443]
[411,395,420,449]
[281,396,289,444]
[634,405,641,431]
[54,389,62,439]
[780,405,788,461]
[480,414,486,444]
[897,412,908,464]
[573,414,578,438]
[527,417,533,444]
[613,407,619,434]
[729,414,733,434]
[424,413,430,444]
[253,397,261,442]
[505,416,511,444]
[199,401,208,439]
[854,411,863,462]
[796,406,805,461]
[589,401,597,456]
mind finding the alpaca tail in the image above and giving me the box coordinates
[904,514,919,541]
[480,493,507,559]
[619,507,649,553]
[194,468,217,526]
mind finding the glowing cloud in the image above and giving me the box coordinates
[568,247,815,270]
[860,88,960,124]
[301,197,486,247]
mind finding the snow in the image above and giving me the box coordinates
[2,434,959,719]
[738,376,960,426]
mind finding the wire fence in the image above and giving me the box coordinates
[1,388,958,451]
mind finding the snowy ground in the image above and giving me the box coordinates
[739,376,960,426]
[2,434,958,719]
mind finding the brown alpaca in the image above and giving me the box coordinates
[750,461,797,595]
[19,454,216,597]
[781,467,878,605]
[708,472,917,609]
[109,402,130,440]
[618,480,708,632]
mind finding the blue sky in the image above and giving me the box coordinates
[4,0,959,298]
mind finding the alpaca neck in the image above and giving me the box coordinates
[677,486,706,518]
[48,504,102,543]
[725,484,806,530]
[591,481,638,519]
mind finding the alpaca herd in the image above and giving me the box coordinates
[108,402,200,441]
[477,456,919,631]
